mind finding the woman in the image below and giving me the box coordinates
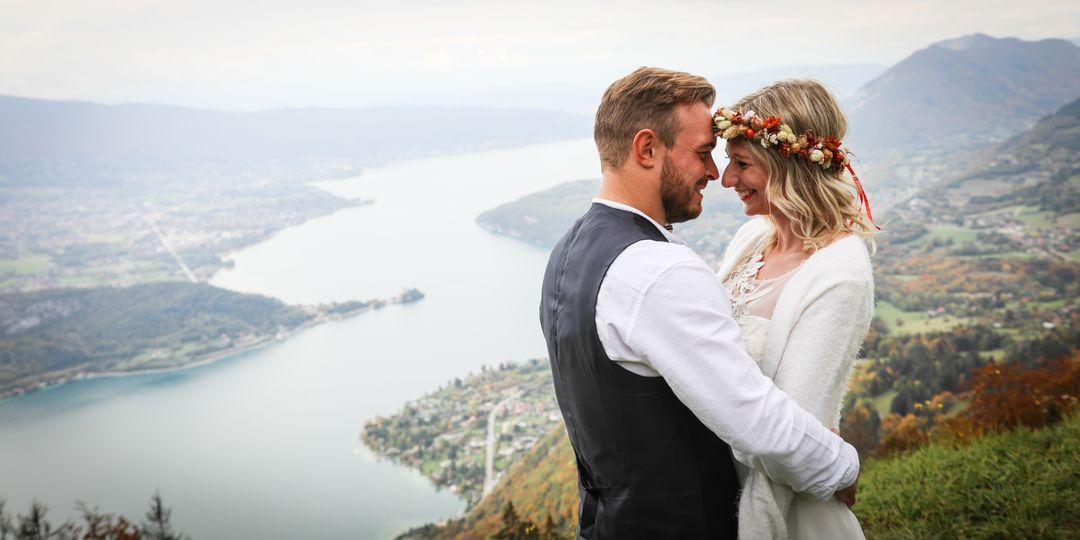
[713,80,878,539]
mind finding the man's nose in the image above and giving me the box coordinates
[706,155,720,181]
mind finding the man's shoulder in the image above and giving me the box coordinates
[607,239,713,287]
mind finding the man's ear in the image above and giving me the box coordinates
[630,129,662,169]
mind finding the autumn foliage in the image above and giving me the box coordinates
[873,353,1080,456]
[949,354,1080,437]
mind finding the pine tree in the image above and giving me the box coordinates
[15,501,75,540]
[494,501,543,540]
[140,492,184,540]
[0,500,13,540]
[541,513,560,540]
[79,503,140,540]
[494,501,522,540]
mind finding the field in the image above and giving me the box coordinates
[875,300,972,335]
[0,253,50,275]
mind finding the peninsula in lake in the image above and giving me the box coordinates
[0,283,424,399]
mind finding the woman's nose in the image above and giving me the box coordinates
[720,166,737,189]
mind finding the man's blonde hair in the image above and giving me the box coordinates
[732,79,878,251]
[594,67,715,170]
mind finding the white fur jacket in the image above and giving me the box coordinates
[716,217,874,539]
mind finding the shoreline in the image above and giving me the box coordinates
[0,290,423,402]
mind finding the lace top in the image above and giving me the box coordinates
[722,240,801,321]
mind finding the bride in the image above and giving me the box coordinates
[713,80,878,539]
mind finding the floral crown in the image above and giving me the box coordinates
[712,106,880,229]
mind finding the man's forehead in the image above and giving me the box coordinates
[676,102,716,146]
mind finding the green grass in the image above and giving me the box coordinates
[872,390,898,416]
[948,179,1014,205]
[0,254,50,275]
[876,301,972,335]
[1014,207,1056,229]
[856,415,1080,539]
[923,224,979,244]
[1059,212,1080,229]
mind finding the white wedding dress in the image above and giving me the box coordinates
[723,242,866,540]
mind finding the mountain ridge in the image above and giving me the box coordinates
[0,95,592,185]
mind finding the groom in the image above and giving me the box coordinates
[539,67,859,538]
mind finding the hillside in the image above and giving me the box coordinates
[0,282,422,398]
[395,351,1080,539]
[856,413,1080,538]
[476,179,746,267]
[831,97,1079,425]
[401,423,577,540]
[362,359,563,508]
[867,95,1079,329]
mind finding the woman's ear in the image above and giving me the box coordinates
[630,128,661,169]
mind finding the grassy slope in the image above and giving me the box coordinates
[857,415,1080,539]
[431,416,1080,539]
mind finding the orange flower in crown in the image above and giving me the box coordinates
[712,106,881,229]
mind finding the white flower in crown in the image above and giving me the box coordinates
[768,133,779,144]
[759,137,769,148]
[809,149,824,162]
[716,119,732,130]
[744,110,756,119]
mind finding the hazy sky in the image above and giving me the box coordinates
[1,0,1077,111]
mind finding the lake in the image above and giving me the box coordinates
[0,139,600,539]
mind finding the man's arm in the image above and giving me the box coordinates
[624,257,859,500]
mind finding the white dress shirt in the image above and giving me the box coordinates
[591,198,859,501]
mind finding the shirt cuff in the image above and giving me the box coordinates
[834,442,861,498]
[806,441,860,501]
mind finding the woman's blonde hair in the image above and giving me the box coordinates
[732,79,878,252]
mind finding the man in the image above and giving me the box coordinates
[539,67,859,539]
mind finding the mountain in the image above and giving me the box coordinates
[710,63,886,105]
[847,34,1080,158]
[0,95,591,186]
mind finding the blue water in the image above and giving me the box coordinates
[0,139,600,539]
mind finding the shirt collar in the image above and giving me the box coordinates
[592,198,683,244]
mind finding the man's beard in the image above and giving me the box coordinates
[660,155,704,224]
